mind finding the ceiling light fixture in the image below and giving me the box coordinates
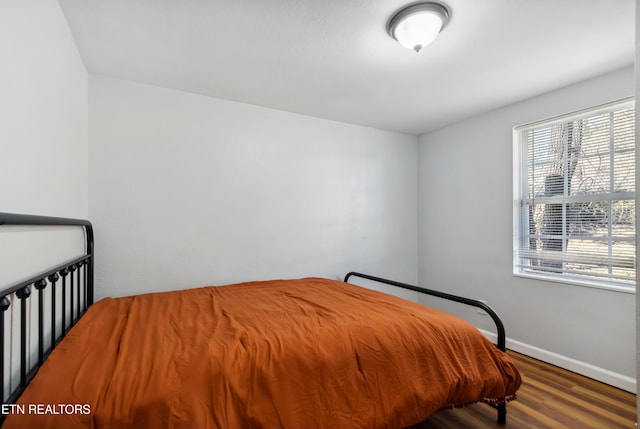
[387,2,450,52]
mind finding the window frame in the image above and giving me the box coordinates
[513,98,636,294]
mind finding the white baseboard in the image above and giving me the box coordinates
[479,329,637,394]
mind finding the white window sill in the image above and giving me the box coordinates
[513,272,636,294]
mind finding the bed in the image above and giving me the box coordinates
[0,212,520,428]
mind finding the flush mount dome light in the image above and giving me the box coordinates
[387,2,450,52]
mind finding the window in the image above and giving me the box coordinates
[514,99,635,291]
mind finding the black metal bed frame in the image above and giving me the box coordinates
[344,271,508,425]
[0,213,94,413]
[0,213,508,426]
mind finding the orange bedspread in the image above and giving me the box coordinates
[4,278,520,428]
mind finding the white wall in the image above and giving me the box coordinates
[0,0,88,218]
[418,66,636,391]
[89,76,418,299]
[0,0,88,286]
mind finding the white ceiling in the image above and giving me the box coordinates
[58,0,635,135]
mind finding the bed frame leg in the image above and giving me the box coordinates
[497,403,506,425]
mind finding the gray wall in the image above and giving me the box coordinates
[418,66,635,391]
[0,0,88,218]
[89,76,418,299]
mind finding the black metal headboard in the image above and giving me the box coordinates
[0,213,94,407]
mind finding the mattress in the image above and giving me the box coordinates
[4,278,520,428]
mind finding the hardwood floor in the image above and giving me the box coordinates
[412,351,637,429]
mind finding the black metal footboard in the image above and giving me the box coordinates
[343,271,508,425]
[0,213,94,414]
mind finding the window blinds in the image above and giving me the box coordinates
[515,100,635,288]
